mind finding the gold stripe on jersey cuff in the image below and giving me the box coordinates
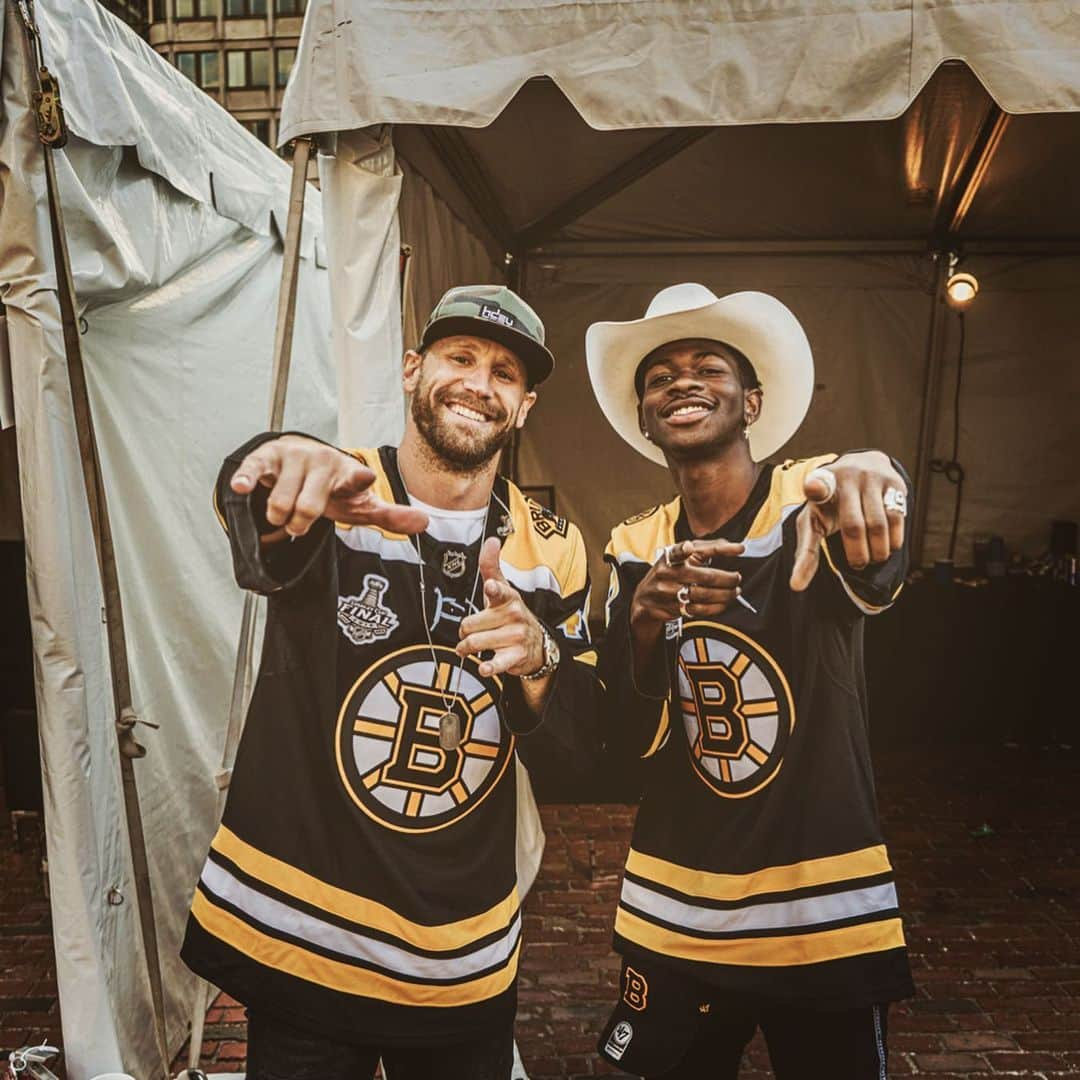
[820,541,904,615]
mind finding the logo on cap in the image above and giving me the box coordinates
[478,303,520,330]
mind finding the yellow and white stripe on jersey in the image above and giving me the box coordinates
[615,843,905,968]
[192,825,522,1007]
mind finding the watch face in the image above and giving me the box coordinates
[547,631,560,665]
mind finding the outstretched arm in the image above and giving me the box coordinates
[215,432,427,594]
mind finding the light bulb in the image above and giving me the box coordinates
[945,271,978,310]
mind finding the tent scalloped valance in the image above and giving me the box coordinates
[279,0,1080,144]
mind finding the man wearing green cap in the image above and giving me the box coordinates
[182,286,600,1078]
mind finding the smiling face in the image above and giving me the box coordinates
[637,338,762,462]
[403,334,537,472]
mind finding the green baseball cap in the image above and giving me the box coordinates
[420,285,555,386]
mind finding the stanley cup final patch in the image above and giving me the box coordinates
[338,574,399,646]
[604,1020,634,1062]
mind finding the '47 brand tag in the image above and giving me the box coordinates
[338,574,398,646]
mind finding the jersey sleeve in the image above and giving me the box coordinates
[214,431,335,595]
[596,545,673,763]
[816,457,912,617]
[502,522,602,781]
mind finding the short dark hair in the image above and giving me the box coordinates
[634,340,761,398]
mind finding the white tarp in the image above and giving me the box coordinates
[280,0,1080,142]
[0,3,335,1077]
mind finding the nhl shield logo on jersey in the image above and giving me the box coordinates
[337,574,399,646]
[441,550,467,579]
[335,645,513,833]
[676,622,795,798]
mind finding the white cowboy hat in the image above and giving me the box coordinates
[586,284,815,465]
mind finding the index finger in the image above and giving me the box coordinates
[231,444,283,494]
[686,539,746,562]
[672,563,742,590]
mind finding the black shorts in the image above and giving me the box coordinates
[598,960,891,1079]
[246,1008,514,1080]
[649,998,890,1080]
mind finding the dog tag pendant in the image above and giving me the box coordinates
[438,710,462,751]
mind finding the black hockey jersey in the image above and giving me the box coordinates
[600,455,914,1008]
[182,434,600,1044]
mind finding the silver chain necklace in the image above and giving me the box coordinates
[412,487,515,751]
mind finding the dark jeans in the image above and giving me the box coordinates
[246,1009,514,1080]
[652,1002,890,1080]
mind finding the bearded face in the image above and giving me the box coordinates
[406,337,534,473]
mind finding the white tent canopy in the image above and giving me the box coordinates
[282,0,1080,602]
[279,0,1080,138]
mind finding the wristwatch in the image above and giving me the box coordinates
[521,626,560,681]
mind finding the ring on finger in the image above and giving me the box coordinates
[883,487,908,516]
[676,584,691,618]
[663,543,684,568]
[806,467,837,504]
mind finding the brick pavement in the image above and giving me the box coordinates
[2,745,1077,1078]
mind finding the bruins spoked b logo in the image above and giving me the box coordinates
[336,645,513,833]
[676,622,795,798]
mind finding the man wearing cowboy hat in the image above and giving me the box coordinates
[588,284,913,1078]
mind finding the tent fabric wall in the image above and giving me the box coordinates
[1,4,336,1077]
[398,158,504,348]
[280,0,1080,142]
[318,127,406,448]
[919,254,1080,565]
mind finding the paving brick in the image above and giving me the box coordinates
[940,1033,1018,1051]
[913,1052,989,1071]
[984,1050,1069,1070]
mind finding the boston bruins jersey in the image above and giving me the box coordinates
[182,433,600,1044]
[600,456,914,1008]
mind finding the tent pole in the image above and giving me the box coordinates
[13,5,173,1074]
[911,103,1010,566]
[911,255,949,567]
[184,135,313,1077]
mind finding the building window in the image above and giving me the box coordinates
[242,118,272,145]
[225,0,267,15]
[227,49,270,88]
[276,47,296,88]
[177,50,221,91]
[274,0,306,13]
[175,0,218,17]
